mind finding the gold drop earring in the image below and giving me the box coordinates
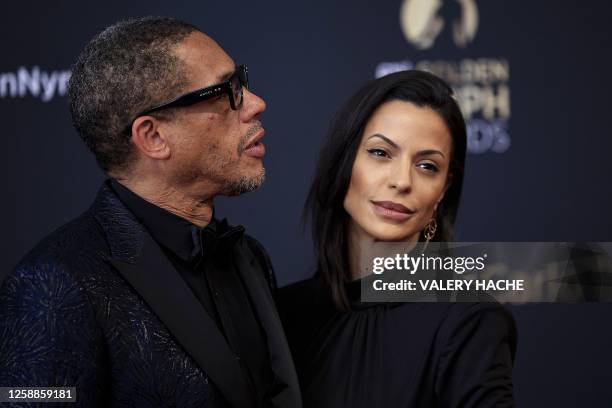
[423,218,437,242]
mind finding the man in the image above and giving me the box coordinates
[0,17,301,407]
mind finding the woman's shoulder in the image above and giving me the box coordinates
[443,301,516,332]
[428,302,518,405]
[277,275,333,318]
[278,275,325,299]
[435,301,518,360]
[276,276,337,348]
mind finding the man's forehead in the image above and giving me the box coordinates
[174,31,235,86]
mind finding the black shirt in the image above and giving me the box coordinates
[110,179,273,406]
[278,276,517,407]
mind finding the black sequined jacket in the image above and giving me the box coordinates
[0,182,301,408]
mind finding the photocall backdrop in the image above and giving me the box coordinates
[2,0,611,406]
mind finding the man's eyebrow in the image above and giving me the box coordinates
[368,133,399,149]
[216,68,234,83]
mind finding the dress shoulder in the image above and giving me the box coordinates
[276,277,335,363]
[434,302,518,407]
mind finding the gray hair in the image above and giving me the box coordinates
[68,17,199,173]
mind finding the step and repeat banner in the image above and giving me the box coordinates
[3,0,612,406]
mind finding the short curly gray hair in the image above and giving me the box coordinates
[68,17,199,173]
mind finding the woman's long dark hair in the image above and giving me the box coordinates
[304,70,467,310]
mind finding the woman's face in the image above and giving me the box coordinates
[343,100,452,242]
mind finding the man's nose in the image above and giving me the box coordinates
[240,88,266,121]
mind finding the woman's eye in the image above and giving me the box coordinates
[418,162,439,172]
[367,148,390,158]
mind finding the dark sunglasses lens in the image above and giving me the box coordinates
[240,66,249,90]
[230,71,244,108]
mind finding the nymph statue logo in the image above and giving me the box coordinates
[400,0,479,49]
[378,0,510,154]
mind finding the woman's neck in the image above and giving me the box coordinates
[347,222,418,281]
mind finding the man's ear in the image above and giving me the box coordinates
[130,116,171,160]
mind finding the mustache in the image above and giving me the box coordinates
[238,121,263,153]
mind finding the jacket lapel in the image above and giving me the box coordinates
[92,182,255,408]
[233,239,302,407]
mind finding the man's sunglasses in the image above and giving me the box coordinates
[125,65,249,134]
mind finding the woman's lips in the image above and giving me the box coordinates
[371,200,415,221]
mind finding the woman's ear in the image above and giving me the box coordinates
[434,173,453,213]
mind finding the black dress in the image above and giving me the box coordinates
[277,276,517,408]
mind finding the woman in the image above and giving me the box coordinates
[278,70,517,407]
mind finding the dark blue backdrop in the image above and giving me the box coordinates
[2,1,611,406]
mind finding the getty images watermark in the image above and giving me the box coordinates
[359,242,612,303]
[0,66,71,102]
[371,251,523,293]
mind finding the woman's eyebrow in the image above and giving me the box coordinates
[367,134,446,158]
[416,149,445,158]
[368,133,399,148]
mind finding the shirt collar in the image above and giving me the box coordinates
[110,179,244,263]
